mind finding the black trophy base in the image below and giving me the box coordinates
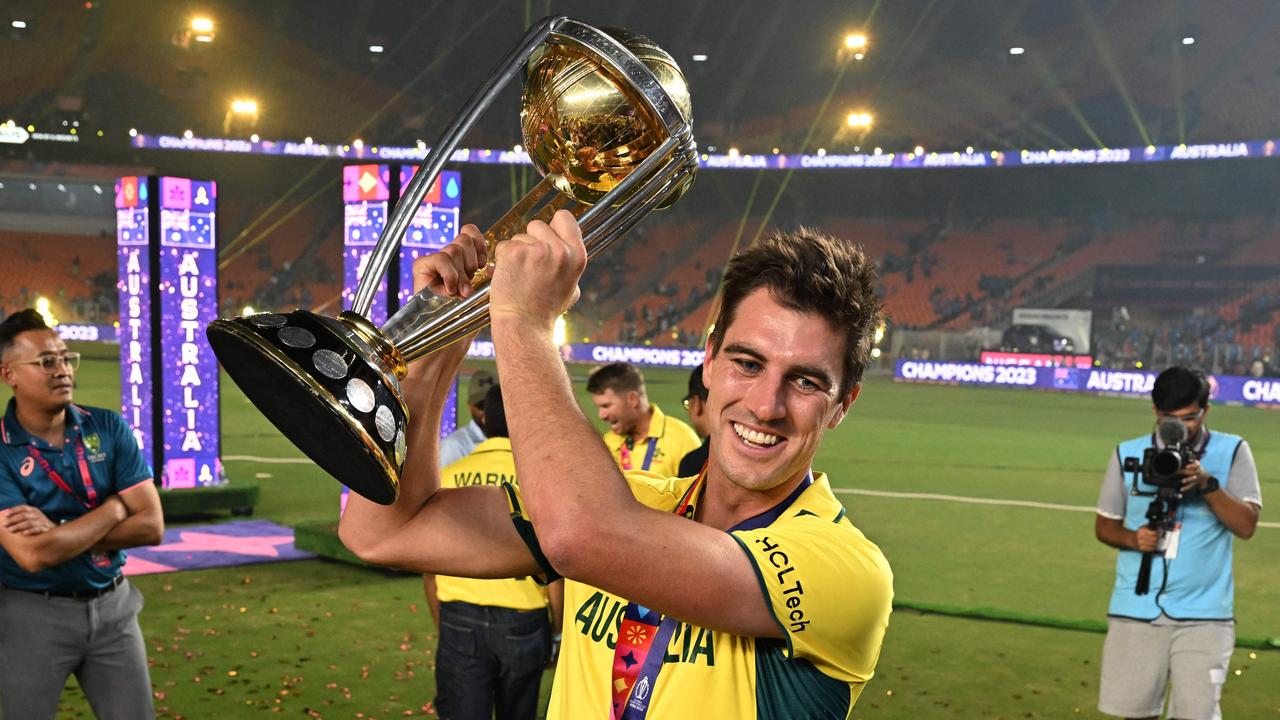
[207,310,407,505]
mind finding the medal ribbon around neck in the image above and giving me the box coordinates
[618,436,659,472]
[607,470,813,718]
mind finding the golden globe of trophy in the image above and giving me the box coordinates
[206,17,697,503]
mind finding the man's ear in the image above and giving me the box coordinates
[827,383,861,430]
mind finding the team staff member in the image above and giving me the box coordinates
[339,214,893,718]
[588,362,701,476]
[0,309,164,719]
[1095,366,1261,720]
[424,367,496,717]
[433,384,562,720]
[677,365,711,477]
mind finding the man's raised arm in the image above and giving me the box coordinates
[487,211,780,638]
[338,225,541,580]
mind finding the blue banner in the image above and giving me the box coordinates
[466,340,705,369]
[130,133,1280,172]
[894,360,1280,409]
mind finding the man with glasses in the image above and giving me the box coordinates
[677,365,711,477]
[0,308,163,719]
[1095,366,1262,720]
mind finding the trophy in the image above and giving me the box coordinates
[206,17,697,504]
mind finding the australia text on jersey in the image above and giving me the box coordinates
[574,591,716,666]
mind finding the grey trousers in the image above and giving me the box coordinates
[0,579,155,720]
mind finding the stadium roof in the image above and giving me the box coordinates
[2,0,1278,161]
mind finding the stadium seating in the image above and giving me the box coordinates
[4,189,1273,372]
[0,231,115,322]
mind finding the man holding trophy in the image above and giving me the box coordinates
[339,211,892,718]
[209,18,891,717]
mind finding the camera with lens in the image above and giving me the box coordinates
[1122,417,1198,493]
[1123,441,1195,491]
[1120,417,1199,595]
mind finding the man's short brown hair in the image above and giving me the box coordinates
[709,227,883,397]
[586,362,646,396]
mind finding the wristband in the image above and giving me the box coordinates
[1202,475,1220,494]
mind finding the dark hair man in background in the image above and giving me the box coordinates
[1095,366,1261,720]
[339,212,893,718]
[0,308,164,719]
[677,364,710,477]
[586,361,700,476]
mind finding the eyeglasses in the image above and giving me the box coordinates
[7,352,81,374]
[1159,408,1205,423]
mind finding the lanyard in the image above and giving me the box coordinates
[28,435,97,510]
[619,437,659,472]
[608,472,813,719]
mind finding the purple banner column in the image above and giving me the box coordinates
[115,176,154,459]
[342,164,392,325]
[339,165,391,512]
[336,166,464,513]
[396,168,462,307]
[398,168,462,438]
[157,177,221,489]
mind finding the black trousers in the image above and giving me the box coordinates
[435,601,551,720]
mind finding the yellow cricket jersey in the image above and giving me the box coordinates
[601,404,702,477]
[436,437,548,611]
[507,470,893,719]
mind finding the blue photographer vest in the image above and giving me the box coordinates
[1108,430,1243,621]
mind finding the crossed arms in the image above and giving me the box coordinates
[0,480,163,573]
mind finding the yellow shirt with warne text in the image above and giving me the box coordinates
[509,470,893,719]
[436,437,548,611]
[601,404,702,477]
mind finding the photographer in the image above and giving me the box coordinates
[1094,366,1262,720]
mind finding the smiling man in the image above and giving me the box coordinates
[0,308,164,719]
[340,213,893,719]
[588,362,701,476]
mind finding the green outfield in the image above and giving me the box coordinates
[51,344,1280,718]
